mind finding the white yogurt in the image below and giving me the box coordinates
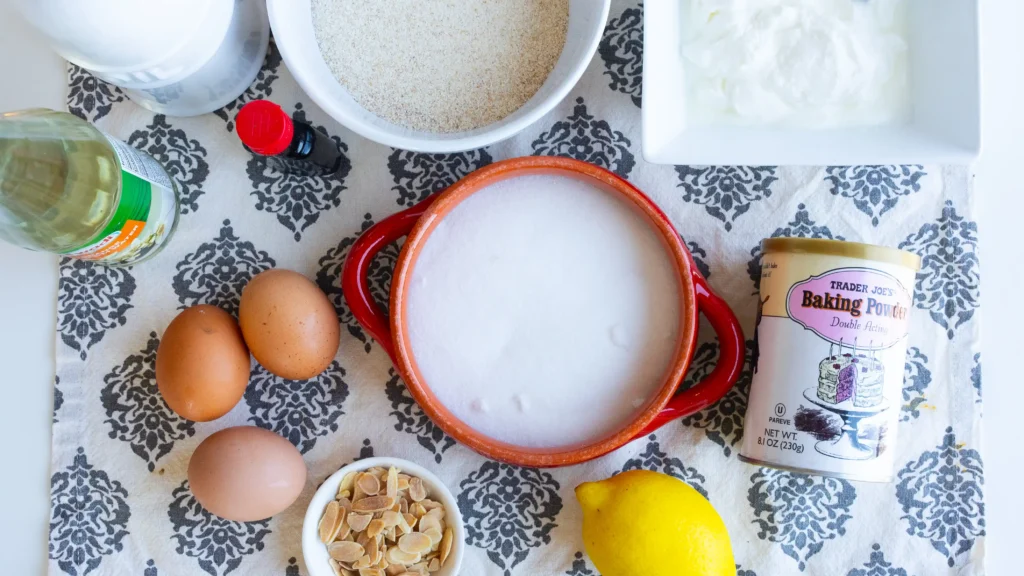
[681,0,910,128]
[405,174,681,448]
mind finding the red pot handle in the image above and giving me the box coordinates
[635,265,746,437]
[341,196,439,362]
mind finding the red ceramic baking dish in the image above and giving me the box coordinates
[342,156,744,467]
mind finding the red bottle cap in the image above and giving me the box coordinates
[236,100,294,156]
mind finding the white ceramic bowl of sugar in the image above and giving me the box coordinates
[268,0,610,153]
[302,457,465,576]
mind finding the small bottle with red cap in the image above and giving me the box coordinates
[235,100,345,176]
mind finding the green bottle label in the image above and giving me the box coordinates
[64,134,178,263]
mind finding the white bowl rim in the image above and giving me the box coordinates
[301,457,466,576]
[267,0,612,153]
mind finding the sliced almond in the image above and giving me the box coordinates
[386,546,421,566]
[410,503,427,519]
[359,569,383,576]
[386,467,399,499]
[424,507,444,521]
[357,531,370,550]
[337,522,352,541]
[339,472,357,497]
[337,496,353,512]
[396,475,411,491]
[385,526,398,542]
[385,566,406,576]
[392,499,403,513]
[367,518,386,538]
[419,499,443,511]
[352,555,372,570]
[353,496,396,513]
[329,541,365,563]
[402,513,418,531]
[408,478,427,502]
[422,527,442,547]
[418,515,441,535]
[440,528,453,566]
[348,513,372,532]
[320,501,343,544]
[357,472,381,496]
[329,559,345,576]
[408,562,429,575]
[398,497,409,515]
[428,558,440,572]
[397,532,432,555]
[367,534,380,564]
[381,510,402,528]
[396,512,413,536]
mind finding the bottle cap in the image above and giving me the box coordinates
[236,100,294,156]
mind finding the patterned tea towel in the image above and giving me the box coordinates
[48,2,984,575]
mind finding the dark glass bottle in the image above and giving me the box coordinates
[235,100,345,176]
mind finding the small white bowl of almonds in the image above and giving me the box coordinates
[302,457,464,576]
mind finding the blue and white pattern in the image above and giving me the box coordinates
[902,347,932,422]
[675,165,778,231]
[896,427,985,567]
[459,462,562,575]
[49,4,983,572]
[389,148,493,207]
[747,203,845,291]
[748,469,857,571]
[599,2,644,107]
[565,552,596,575]
[971,353,982,401]
[67,65,126,122]
[168,481,272,576]
[846,544,909,576]
[245,362,350,454]
[384,369,456,463]
[532,97,636,178]
[172,220,276,316]
[899,200,981,339]
[679,340,755,457]
[57,259,135,360]
[49,448,131,576]
[127,115,210,215]
[825,165,927,226]
[621,434,708,498]
[100,332,195,471]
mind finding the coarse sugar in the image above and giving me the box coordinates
[312,0,569,133]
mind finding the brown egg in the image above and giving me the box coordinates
[156,305,251,422]
[188,426,306,522]
[238,268,340,379]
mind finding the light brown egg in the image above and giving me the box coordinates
[238,269,340,379]
[156,305,251,422]
[188,426,306,522]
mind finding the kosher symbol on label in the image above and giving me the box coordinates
[786,267,912,350]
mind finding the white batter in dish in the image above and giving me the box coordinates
[405,174,682,448]
[682,0,910,128]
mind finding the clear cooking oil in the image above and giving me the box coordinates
[0,109,179,266]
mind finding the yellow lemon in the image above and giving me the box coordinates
[575,470,735,576]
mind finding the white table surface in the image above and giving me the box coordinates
[1,2,1021,574]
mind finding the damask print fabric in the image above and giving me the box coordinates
[49,3,984,574]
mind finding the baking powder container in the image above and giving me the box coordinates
[739,238,921,482]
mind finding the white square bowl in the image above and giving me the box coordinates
[641,0,981,166]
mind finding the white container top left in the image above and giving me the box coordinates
[12,0,270,117]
